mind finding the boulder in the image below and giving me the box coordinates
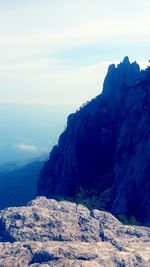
[0,197,150,266]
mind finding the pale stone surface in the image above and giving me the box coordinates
[0,197,149,266]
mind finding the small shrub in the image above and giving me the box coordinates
[118,214,140,226]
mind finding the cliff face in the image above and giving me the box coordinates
[37,57,150,225]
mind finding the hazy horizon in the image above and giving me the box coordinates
[0,103,76,164]
[0,0,150,164]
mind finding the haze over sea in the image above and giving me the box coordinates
[0,103,74,165]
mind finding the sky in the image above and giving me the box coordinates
[0,0,150,164]
[0,0,150,107]
[0,104,71,164]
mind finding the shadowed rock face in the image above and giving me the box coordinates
[0,197,150,266]
[37,57,150,225]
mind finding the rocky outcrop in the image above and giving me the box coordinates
[37,57,150,225]
[0,197,150,266]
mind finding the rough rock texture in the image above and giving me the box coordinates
[0,197,150,266]
[38,57,150,225]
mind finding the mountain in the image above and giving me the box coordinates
[0,154,47,174]
[37,57,150,226]
[0,156,47,209]
[0,197,149,266]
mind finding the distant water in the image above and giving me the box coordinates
[0,103,75,165]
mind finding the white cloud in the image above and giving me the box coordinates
[0,59,109,105]
[139,61,150,70]
[0,0,150,106]
[0,19,149,63]
[0,0,150,63]
[1,58,148,106]
[0,58,64,72]
[15,144,38,153]
[14,143,50,154]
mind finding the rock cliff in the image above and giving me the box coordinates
[37,57,150,226]
[0,197,150,266]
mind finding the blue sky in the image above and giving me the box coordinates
[0,0,150,107]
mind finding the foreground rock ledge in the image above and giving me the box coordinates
[0,197,149,266]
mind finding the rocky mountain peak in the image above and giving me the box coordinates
[122,56,130,64]
[103,57,140,97]
[38,58,150,226]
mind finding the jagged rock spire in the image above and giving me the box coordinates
[102,57,140,99]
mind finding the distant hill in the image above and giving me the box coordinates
[38,57,150,226]
[0,154,47,174]
[0,156,46,209]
